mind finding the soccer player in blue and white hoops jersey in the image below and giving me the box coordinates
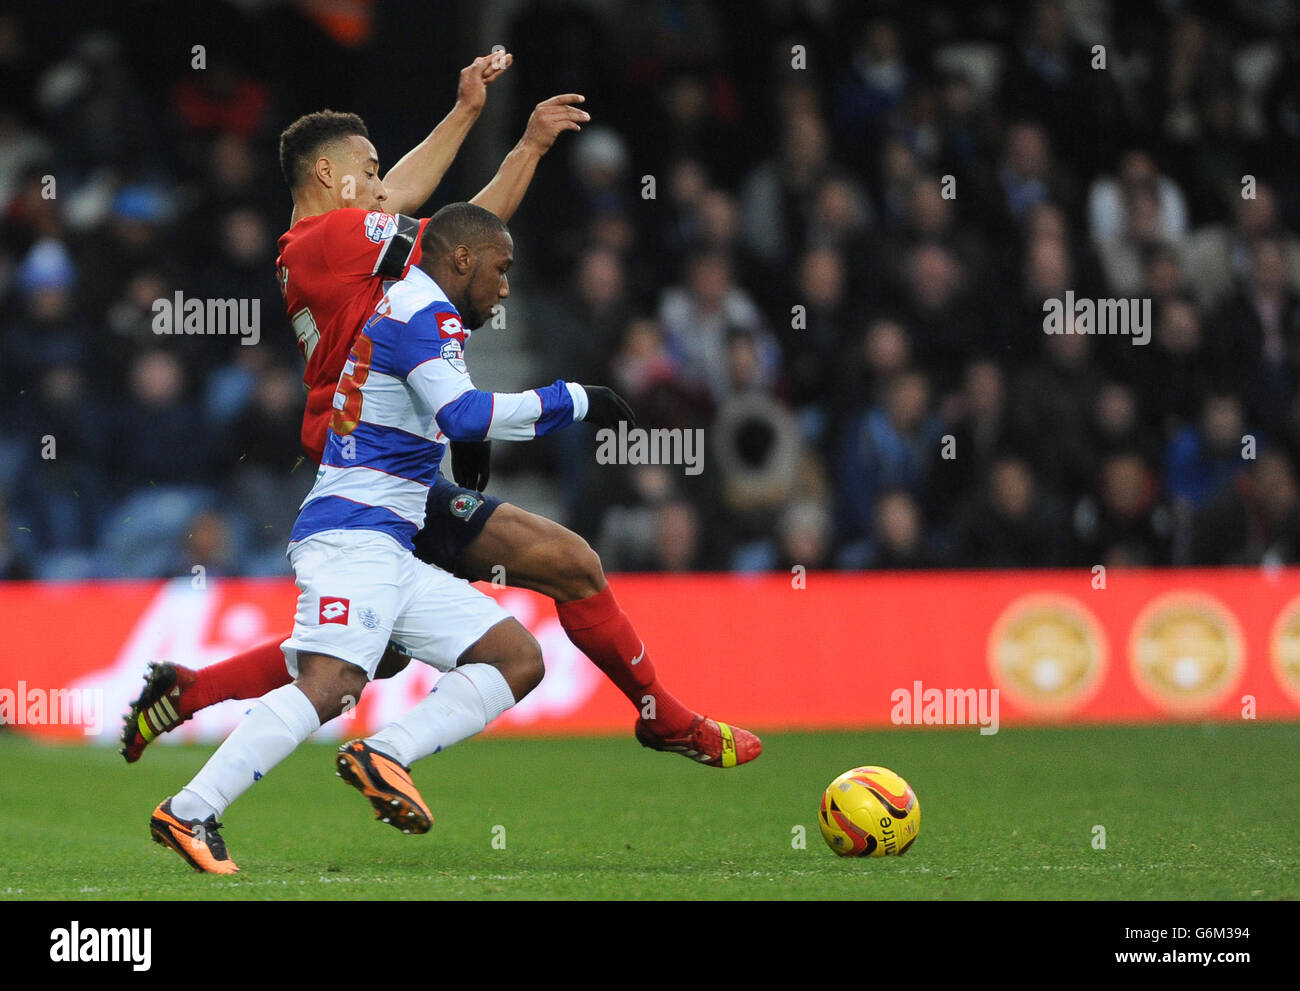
[149,204,635,873]
[291,216,607,547]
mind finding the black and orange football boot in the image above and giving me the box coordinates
[335,740,433,834]
[149,798,240,874]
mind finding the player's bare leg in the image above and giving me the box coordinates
[453,614,546,697]
[457,503,762,768]
[339,617,541,831]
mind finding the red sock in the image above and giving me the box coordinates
[556,585,694,734]
[186,634,293,716]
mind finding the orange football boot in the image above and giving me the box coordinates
[149,798,240,874]
[335,740,433,834]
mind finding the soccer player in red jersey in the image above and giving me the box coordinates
[123,53,761,773]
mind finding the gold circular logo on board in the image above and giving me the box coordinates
[1269,595,1300,707]
[988,594,1107,715]
[1129,593,1243,714]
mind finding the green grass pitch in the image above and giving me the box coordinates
[1,723,1296,900]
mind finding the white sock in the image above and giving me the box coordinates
[365,664,515,767]
[171,684,321,821]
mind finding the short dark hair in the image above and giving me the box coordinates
[279,110,369,189]
[421,202,508,254]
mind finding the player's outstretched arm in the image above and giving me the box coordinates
[407,332,634,442]
[383,51,513,216]
[470,93,589,222]
[435,379,592,442]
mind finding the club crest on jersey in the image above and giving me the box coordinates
[450,493,481,519]
[358,607,380,631]
[363,212,398,244]
[440,338,468,374]
[319,596,350,624]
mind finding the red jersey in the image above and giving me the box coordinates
[275,208,429,462]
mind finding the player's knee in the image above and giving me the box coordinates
[297,654,367,720]
[328,668,367,718]
[551,532,605,602]
[503,628,545,699]
[461,619,545,700]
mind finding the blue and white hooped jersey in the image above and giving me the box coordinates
[290,265,588,550]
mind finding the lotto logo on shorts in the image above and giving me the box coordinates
[319,596,350,625]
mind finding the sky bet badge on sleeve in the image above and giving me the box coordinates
[440,338,467,374]
[363,211,398,243]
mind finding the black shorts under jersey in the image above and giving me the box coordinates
[411,475,503,578]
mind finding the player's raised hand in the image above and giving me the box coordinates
[458,51,513,114]
[582,385,636,430]
[521,94,590,156]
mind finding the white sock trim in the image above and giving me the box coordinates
[261,683,322,738]
[362,666,517,766]
[364,723,419,766]
[451,663,517,721]
[171,788,218,823]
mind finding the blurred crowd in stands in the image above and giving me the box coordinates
[3,0,1300,579]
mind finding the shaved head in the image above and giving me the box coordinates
[418,203,513,330]
[421,202,508,255]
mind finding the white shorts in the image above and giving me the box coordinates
[281,529,510,679]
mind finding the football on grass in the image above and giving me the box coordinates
[818,765,920,857]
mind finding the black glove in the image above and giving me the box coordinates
[582,385,637,430]
[449,440,491,492]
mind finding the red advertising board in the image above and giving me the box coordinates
[2,568,1299,745]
